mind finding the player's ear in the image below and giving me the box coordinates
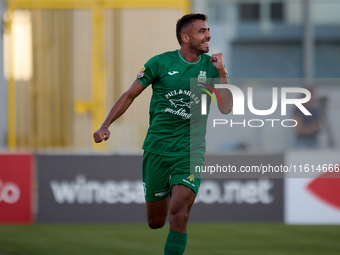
[181,33,190,44]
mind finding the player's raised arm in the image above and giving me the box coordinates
[93,79,146,143]
[210,53,233,114]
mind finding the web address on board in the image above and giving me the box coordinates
[195,164,340,175]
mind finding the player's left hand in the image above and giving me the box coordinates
[210,53,225,72]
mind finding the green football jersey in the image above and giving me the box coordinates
[137,50,220,157]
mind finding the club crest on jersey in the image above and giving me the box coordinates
[137,67,145,78]
[197,70,207,84]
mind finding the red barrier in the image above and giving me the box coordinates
[0,154,34,224]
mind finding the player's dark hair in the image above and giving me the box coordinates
[176,13,208,45]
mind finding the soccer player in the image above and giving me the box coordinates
[93,13,232,255]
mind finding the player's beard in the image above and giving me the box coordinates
[189,39,209,55]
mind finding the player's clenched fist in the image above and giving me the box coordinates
[210,53,224,71]
[93,127,110,143]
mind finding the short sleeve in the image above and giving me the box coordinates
[213,65,229,79]
[212,66,229,89]
[213,67,219,79]
[136,56,159,87]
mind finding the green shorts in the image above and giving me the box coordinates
[142,151,204,202]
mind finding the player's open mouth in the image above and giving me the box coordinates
[203,42,209,45]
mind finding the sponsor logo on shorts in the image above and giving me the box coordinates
[182,179,195,187]
[183,174,196,187]
[187,174,195,182]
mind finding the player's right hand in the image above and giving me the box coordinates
[93,127,110,143]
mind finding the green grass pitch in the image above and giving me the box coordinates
[0,223,340,255]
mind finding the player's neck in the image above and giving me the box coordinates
[179,48,201,63]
